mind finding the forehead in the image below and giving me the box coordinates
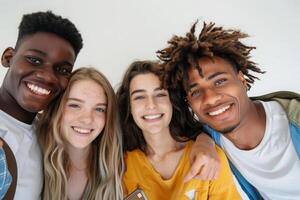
[69,79,106,102]
[17,32,76,61]
[188,56,236,81]
[130,73,160,92]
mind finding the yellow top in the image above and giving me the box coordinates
[123,141,241,200]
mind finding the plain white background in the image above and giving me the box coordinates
[0,0,299,96]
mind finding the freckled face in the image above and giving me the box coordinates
[129,73,172,136]
[61,79,107,150]
[186,57,250,133]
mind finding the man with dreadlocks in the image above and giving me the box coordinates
[157,21,300,200]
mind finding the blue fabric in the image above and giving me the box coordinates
[203,125,263,200]
[0,148,12,199]
[204,120,300,200]
[290,122,300,157]
[200,93,300,199]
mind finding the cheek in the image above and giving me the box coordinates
[130,103,142,121]
[237,88,249,110]
[165,101,173,118]
[188,99,200,111]
[7,64,24,82]
[61,109,74,126]
[231,82,247,99]
[60,114,71,139]
[189,100,206,120]
[166,106,173,124]
[95,115,106,132]
[60,78,70,90]
[11,56,34,75]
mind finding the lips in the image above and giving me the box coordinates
[142,113,163,120]
[72,126,93,134]
[208,104,231,116]
[26,82,51,96]
[203,102,234,122]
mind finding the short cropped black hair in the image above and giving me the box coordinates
[16,11,83,56]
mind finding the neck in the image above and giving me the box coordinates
[143,128,183,157]
[224,101,266,150]
[67,145,90,171]
[0,88,36,124]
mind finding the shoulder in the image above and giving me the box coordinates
[123,150,147,195]
[215,145,227,162]
[209,146,242,198]
[251,91,300,125]
[124,149,147,174]
[124,149,144,162]
[214,145,233,179]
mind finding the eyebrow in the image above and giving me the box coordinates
[188,71,227,90]
[130,87,162,96]
[188,83,198,91]
[207,72,226,80]
[27,49,47,56]
[68,97,107,106]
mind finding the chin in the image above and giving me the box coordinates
[216,123,240,134]
[73,145,89,150]
[23,103,46,113]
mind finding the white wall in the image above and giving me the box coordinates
[0,0,299,96]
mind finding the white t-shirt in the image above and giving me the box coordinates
[220,101,300,200]
[0,110,42,200]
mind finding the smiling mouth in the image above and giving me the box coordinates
[208,104,231,116]
[26,83,51,95]
[142,114,163,120]
[72,126,93,134]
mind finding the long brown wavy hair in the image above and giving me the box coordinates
[116,61,202,152]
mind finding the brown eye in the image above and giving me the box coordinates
[68,103,80,109]
[190,89,201,98]
[26,56,42,65]
[215,79,227,86]
[56,66,72,76]
[156,93,167,97]
[133,96,145,100]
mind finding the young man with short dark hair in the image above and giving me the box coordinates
[0,11,83,199]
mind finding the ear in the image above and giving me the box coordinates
[237,71,248,89]
[1,47,15,68]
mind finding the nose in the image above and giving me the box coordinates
[35,65,58,84]
[78,110,93,125]
[146,96,156,110]
[202,88,222,106]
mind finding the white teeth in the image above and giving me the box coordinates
[73,127,91,134]
[143,114,162,120]
[27,83,50,95]
[209,105,230,116]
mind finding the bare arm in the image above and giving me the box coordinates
[184,133,221,182]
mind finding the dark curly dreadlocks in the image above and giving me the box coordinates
[157,21,265,91]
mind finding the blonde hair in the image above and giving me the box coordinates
[37,67,124,200]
